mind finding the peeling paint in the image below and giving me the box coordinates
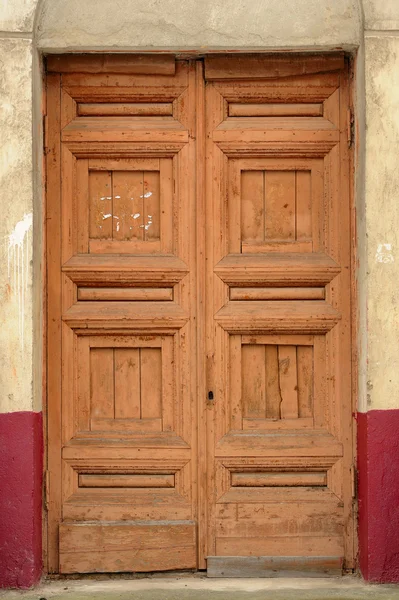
[6,213,32,348]
[375,243,394,263]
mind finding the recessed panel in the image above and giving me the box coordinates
[75,335,175,437]
[89,169,160,243]
[241,343,313,422]
[241,170,311,246]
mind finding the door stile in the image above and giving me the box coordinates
[195,59,208,569]
[46,72,62,573]
[338,61,356,570]
[205,83,228,559]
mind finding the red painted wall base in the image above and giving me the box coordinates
[358,409,399,582]
[0,411,43,588]
[1,408,399,585]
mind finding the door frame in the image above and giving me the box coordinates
[42,51,357,574]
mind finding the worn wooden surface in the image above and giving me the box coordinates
[207,556,343,578]
[46,54,354,575]
[204,54,353,570]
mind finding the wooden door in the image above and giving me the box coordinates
[46,55,199,573]
[203,54,355,575]
[46,53,354,575]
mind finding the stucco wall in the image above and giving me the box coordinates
[0,0,398,415]
[35,0,362,51]
[2,0,399,587]
[364,36,399,410]
[0,37,34,413]
[0,0,363,418]
[362,1,399,410]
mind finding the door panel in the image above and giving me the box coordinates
[46,54,354,575]
[47,57,198,573]
[204,55,354,570]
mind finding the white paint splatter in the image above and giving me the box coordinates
[100,196,112,201]
[133,213,140,219]
[6,213,32,348]
[115,195,121,199]
[141,192,152,198]
[116,222,120,232]
[102,213,112,219]
[376,243,394,264]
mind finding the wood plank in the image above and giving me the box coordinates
[46,72,62,573]
[90,418,162,433]
[278,346,299,419]
[231,472,327,487]
[297,346,314,418]
[216,117,336,131]
[229,335,243,430]
[264,345,281,419]
[89,170,112,239]
[242,241,313,253]
[215,536,344,557]
[214,252,340,286]
[215,301,341,334]
[61,67,187,89]
[242,345,266,418]
[242,335,314,346]
[89,239,161,254]
[63,301,188,331]
[229,103,323,117]
[216,430,343,458]
[265,171,296,241]
[114,348,141,419]
[78,474,175,488]
[236,501,342,521]
[243,417,313,431]
[60,521,195,552]
[241,170,264,243]
[161,337,174,433]
[143,170,160,241]
[219,486,341,505]
[63,503,191,522]
[89,158,159,171]
[230,287,324,301]
[63,254,188,285]
[205,53,345,80]
[159,158,174,253]
[213,128,340,145]
[296,170,312,241]
[207,556,343,578]
[90,348,114,420]
[78,103,173,116]
[217,516,342,538]
[78,287,173,301]
[76,159,89,252]
[62,118,188,144]
[60,547,196,574]
[47,54,176,75]
[112,170,143,241]
[140,348,162,419]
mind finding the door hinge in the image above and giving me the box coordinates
[347,108,355,149]
[43,470,50,511]
[43,114,49,155]
[351,465,357,499]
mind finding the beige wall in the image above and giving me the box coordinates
[0,0,398,414]
[362,2,399,410]
[35,0,361,51]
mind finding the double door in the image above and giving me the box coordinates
[46,53,354,574]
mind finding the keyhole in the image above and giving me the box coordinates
[208,391,214,401]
